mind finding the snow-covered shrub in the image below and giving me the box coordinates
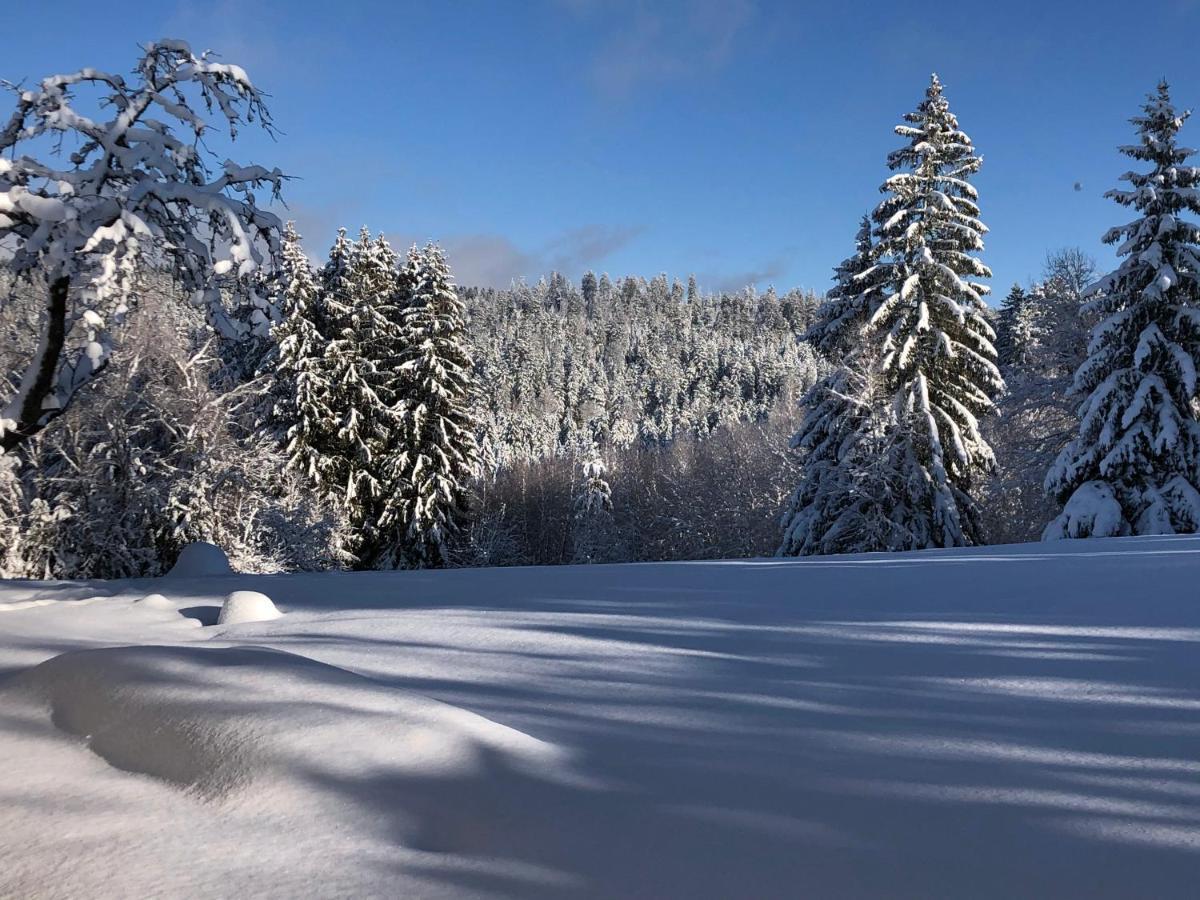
[217,590,282,625]
[167,543,234,578]
[1,296,344,578]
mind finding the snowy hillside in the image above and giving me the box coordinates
[2,537,1199,898]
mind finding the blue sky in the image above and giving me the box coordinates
[5,0,1200,297]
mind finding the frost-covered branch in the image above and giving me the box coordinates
[0,39,286,452]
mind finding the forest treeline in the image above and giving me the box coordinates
[2,43,1198,576]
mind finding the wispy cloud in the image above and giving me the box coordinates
[543,224,646,273]
[438,235,537,288]
[702,253,792,293]
[556,0,757,99]
[444,224,643,287]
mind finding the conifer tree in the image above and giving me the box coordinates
[572,454,614,563]
[779,218,888,556]
[302,227,410,565]
[783,76,1000,556]
[995,284,1037,369]
[385,244,480,568]
[582,271,598,313]
[271,223,338,487]
[1045,82,1200,538]
[866,74,1003,547]
[807,214,886,357]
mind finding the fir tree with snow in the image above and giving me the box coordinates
[1045,82,1200,538]
[572,454,615,563]
[383,244,480,568]
[779,219,886,556]
[270,223,338,488]
[806,214,886,358]
[778,364,905,556]
[995,284,1041,370]
[317,230,380,512]
[782,72,1001,558]
[865,74,1003,548]
[301,227,410,565]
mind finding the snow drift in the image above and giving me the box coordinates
[10,644,561,800]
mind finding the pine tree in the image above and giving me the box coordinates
[572,454,614,563]
[1045,82,1200,538]
[995,284,1036,369]
[807,214,886,357]
[271,223,338,487]
[385,244,480,568]
[582,271,598,314]
[306,227,409,565]
[779,219,887,556]
[866,74,1003,547]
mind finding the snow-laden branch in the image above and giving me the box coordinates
[0,39,287,452]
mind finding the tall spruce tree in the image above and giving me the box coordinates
[271,223,338,487]
[384,244,480,568]
[308,227,409,565]
[782,76,1000,555]
[1045,82,1200,538]
[996,284,1036,369]
[779,217,890,556]
[866,74,1003,547]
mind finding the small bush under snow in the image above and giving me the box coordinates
[217,591,282,626]
[167,543,234,578]
[134,593,174,610]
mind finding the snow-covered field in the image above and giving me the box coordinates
[2,537,1199,898]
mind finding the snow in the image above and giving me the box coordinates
[166,541,234,578]
[217,589,282,625]
[2,537,1199,897]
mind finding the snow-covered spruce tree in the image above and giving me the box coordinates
[867,74,1003,548]
[806,215,886,356]
[779,216,890,556]
[383,244,479,568]
[271,223,340,487]
[0,40,284,453]
[572,453,614,563]
[313,228,374,512]
[995,284,1039,369]
[311,227,410,565]
[778,364,910,555]
[1045,82,1200,538]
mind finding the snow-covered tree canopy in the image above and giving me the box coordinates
[1046,81,1200,538]
[0,39,285,452]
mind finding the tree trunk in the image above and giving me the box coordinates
[1,275,70,453]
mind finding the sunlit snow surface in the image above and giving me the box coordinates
[2,536,1199,898]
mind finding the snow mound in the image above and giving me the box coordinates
[10,644,564,803]
[134,593,174,610]
[217,590,282,626]
[166,542,233,578]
